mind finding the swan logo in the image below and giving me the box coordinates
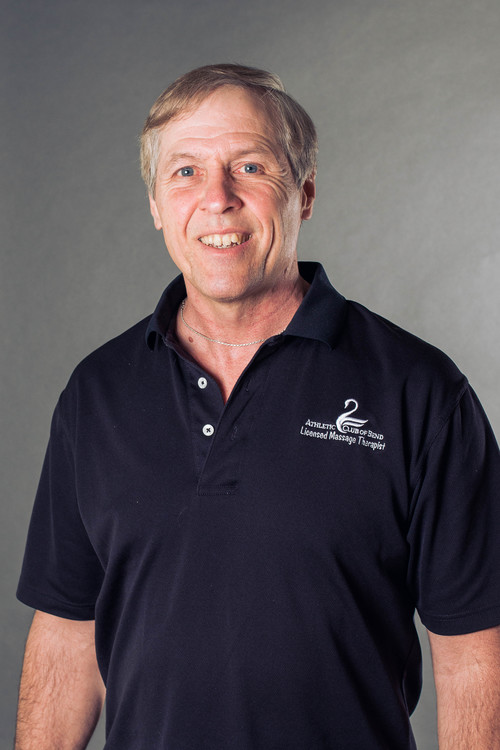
[299,398,386,451]
[335,399,368,434]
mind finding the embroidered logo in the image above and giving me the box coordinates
[335,399,368,434]
[299,398,386,451]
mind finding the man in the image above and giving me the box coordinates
[15,63,500,749]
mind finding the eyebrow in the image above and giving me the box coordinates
[163,152,200,166]
[160,145,280,172]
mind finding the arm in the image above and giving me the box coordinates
[15,610,105,750]
[428,625,500,749]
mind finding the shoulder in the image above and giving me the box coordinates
[56,315,153,415]
[344,300,466,383]
[338,301,469,436]
[73,315,151,376]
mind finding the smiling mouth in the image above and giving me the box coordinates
[198,232,251,248]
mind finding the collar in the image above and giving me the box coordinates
[146,274,186,350]
[145,262,346,351]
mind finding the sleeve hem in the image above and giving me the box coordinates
[419,604,500,636]
[16,584,96,621]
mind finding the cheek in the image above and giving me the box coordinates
[159,197,193,235]
[273,193,302,235]
[246,184,292,224]
[263,177,301,217]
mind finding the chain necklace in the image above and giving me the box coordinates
[179,299,284,348]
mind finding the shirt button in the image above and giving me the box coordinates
[198,377,208,389]
[202,424,215,437]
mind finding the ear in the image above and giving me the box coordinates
[149,194,163,230]
[300,175,316,220]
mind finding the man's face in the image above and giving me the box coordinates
[149,85,315,306]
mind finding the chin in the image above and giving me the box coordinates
[197,277,257,304]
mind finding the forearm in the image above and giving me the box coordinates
[429,626,500,749]
[435,671,500,747]
[15,611,105,750]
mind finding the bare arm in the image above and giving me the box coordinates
[15,610,105,750]
[428,625,500,749]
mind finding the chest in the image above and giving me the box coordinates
[74,341,411,584]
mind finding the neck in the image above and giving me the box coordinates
[180,275,309,347]
[175,276,309,402]
[179,300,283,347]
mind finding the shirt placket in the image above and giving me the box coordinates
[173,344,276,497]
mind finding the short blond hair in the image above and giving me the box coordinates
[140,63,317,195]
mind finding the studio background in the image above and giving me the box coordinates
[2,0,500,747]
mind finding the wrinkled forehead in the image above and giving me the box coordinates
[166,85,277,137]
[156,86,284,163]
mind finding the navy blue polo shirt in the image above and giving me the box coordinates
[18,262,500,749]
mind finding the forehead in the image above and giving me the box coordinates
[158,86,279,158]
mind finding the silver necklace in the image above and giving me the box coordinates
[180,299,283,348]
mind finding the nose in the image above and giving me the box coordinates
[199,168,242,213]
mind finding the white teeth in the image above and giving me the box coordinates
[199,233,249,248]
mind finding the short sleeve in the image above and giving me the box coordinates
[17,393,104,620]
[408,385,500,635]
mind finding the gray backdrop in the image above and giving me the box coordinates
[2,0,500,747]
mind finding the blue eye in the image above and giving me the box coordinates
[243,163,258,173]
[178,166,194,177]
